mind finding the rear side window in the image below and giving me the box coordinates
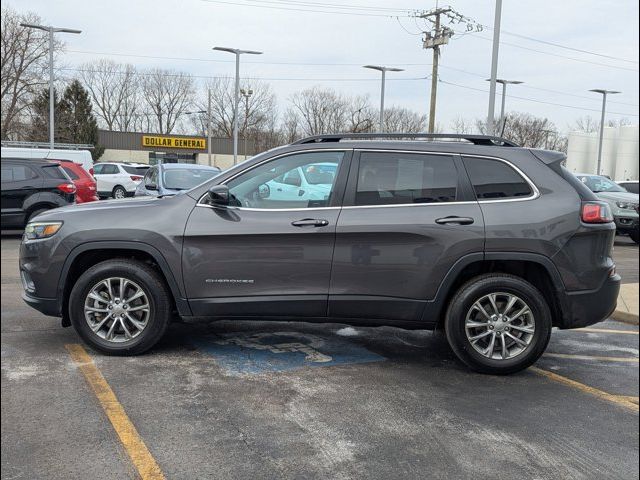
[1,164,38,182]
[463,157,533,200]
[62,166,80,180]
[122,165,149,175]
[41,165,68,180]
[355,152,458,206]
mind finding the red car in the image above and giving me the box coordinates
[56,160,99,203]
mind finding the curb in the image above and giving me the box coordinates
[611,310,640,326]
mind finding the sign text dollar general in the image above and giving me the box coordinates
[142,136,206,149]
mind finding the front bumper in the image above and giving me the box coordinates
[614,216,639,234]
[22,291,60,317]
[557,274,621,329]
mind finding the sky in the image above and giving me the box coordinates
[7,0,640,134]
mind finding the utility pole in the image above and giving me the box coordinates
[207,88,213,166]
[487,0,503,135]
[20,23,81,149]
[240,87,253,159]
[590,89,621,175]
[412,8,481,133]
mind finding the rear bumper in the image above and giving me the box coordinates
[22,291,60,317]
[557,274,621,329]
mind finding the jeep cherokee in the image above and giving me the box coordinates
[19,133,621,374]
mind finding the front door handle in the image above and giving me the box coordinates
[291,218,329,227]
[435,216,475,225]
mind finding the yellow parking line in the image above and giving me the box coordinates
[576,328,639,335]
[530,367,639,413]
[65,344,165,480]
[544,353,639,363]
[616,395,639,405]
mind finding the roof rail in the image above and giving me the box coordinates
[291,133,519,147]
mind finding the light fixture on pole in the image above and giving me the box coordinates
[589,89,621,176]
[20,23,81,149]
[363,65,404,132]
[240,88,253,159]
[212,47,263,164]
[485,78,523,136]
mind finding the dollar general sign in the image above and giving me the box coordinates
[142,136,206,149]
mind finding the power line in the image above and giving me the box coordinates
[201,0,409,17]
[438,79,639,117]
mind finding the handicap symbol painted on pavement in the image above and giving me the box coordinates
[191,331,385,375]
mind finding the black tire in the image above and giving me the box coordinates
[112,185,127,199]
[630,230,639,245]
[27,207,51,223]
[444,273,552,375]
[69,259,172,355]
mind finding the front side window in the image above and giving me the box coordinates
[93,164,104,174]
[226,151,344,209]
[355,152,458,206]
[463,157,533,200]
[100,164,119,175]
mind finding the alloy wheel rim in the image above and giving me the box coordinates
[114,189,125,199]
[464,292,535,360]
[84,277,150,343]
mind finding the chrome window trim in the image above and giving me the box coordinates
[195,148,540,212]
[196,148,350,211]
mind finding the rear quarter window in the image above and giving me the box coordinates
[122,166,149,175]
[41,165,69,180]
[1,164,38,182]
[62,166,80,180]
[463,157,533,200]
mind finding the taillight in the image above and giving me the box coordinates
[57,183,77,194]
[581,201,613,223]
[130,175,143,181]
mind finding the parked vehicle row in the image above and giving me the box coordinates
[575,173,639,244]
[19,133,622,374]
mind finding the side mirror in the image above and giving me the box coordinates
[146,183,158,191]
[207,184,230,206]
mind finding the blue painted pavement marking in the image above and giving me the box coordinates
[191,331,385,375]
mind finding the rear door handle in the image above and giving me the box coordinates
[292,218,329,227]
[435,216,475,225]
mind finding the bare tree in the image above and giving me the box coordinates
[141,68,194,134]
[346,95,375,133]
[290,87,349,136]
[571,115,599,133]
[383,107,427,133]
[1,6,58,140]
[80,60,141,131]
[477,111,567,151]
[450,116,475,134]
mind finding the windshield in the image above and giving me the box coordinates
[163,168,220,190]
[578,175,627,193]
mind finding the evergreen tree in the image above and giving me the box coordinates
[58,80,104,159]
[28,88,63,143]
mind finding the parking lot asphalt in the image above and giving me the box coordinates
[2,234,638,480]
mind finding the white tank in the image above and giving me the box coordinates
[614,125,639,180]
[599,127,618,177]
[566,131,594,173]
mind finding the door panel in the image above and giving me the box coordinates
[329,150,485,321]
[182,150,350,318]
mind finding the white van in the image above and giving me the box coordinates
[0,147,94,174]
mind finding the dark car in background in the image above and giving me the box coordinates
[19,133,621,374]
[135,163,221,197]
[1,157,76,229]
[58,159,99,203]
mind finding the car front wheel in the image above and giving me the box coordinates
[69,259,172,355]
[445,274,552,375]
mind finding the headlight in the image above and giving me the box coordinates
[24,222,63,240]
[616,201,637,210]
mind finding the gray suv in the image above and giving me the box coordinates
[19,134,621,374]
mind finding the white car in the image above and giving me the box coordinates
[93,162,150,199]
[265,162,336,204]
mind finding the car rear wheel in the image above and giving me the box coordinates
[445,274,552,375]
[112,185,127,199]
[26,207,51,223]
[69,259,172,355]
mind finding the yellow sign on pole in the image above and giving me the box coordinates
[142,136,206,150]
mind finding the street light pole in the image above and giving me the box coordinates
[363,65,404,132]
[486,0,503,135]
[213,47,263,165]
[590,89,621,175]
[207,88,212,166]
[240,88,253,159]
[20,23,81,149]
[485,78,523,136]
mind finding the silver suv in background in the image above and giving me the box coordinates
[575,173,639,244]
